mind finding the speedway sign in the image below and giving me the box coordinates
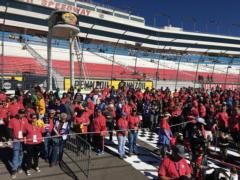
[18,0,92,16]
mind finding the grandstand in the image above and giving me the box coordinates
[0,0,240,91]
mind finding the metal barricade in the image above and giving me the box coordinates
[64,134,91,178]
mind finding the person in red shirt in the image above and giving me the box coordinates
[74,109,90,139]
[93,109,107,155]
[128,109,140,156]
[158,144,192,180]
[8,109,28,178]
[215,104,229,132]
[8,97,24,118]
[24,113,45,176]
[117,112,128,159]
[0,101,9,145]
[42,109,55,161]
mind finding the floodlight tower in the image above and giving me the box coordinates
[47,11,80,91]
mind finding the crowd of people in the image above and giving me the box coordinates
[0,81,239,179]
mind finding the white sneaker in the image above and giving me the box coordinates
[35,167,41,173]
[26,170,31,176]
[11,172,17,179]
[17,168,23,174]
[0,142,3,147]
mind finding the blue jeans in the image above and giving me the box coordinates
[10,142,23,172]
[51,138,66,164]
[128,131,138,154]
[117,136,126,157]
[43,133,52,160]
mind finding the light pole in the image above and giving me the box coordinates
[154,12,171,27]
[211,59,220,83]
[207,20,220,34]
[193,50,209,88]
[224,57,233,88]
[1,2,9,89]
[181,17,197,31]
[175,47,189,90]
[232,23,240,36]
[111,30,128,82]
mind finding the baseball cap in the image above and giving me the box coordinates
[172,144,185,158]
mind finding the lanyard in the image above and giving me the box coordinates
[18,118,23,131]
[174,162,181,178]
[32,124,37,135]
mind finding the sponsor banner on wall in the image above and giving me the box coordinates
[64,78,153,92]
[203,83,239,90]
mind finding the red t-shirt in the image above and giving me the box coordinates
[93,114,106,134]
[158,157,191,179]
[8,102,24,117]
[160,117,170,130]
[128,115,140,129]
[25,123,45,144]
[8,117,28,140]
[117,117,128,136]
[0,107,8,125]
[122,104,132,117]
[216,112,229,128]
[74,112,90,133]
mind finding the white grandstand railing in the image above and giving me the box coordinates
[89,50,151,79]
[138,57,196,79]
[22,41,64,89]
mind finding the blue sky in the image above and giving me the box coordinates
[91,0,240,36]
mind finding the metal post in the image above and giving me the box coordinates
[224,66,230,88]
[155,59,160,89]
[47,32,52,91]
[211,63,216,82]
[134,55,137,74]
[70,37,75,88]
[193,57,202,89]
[237,68,240,89]
[1,2,9,89]
[175,55,182,90]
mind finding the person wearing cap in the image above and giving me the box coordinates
[24,113,45,176]
[158,144,191,179]
[117,112,128,159]
[50,113,70,166]
[189,117,207,162]
[8,96,24,118]
[8,109,28,178]
[92,109,107,155]
[128,109,140,156]
[158,112,172,158]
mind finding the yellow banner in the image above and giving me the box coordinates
[64,78,153,91]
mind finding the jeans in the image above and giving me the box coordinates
[128,131,138,154]
[117,136,126,157]
[10,142,23,172]
[150,114,158,130]
[43,133,52,160]
[51,138,66,164]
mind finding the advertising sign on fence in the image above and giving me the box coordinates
[64,78,153,92]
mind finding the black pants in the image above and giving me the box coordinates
[106,121,114,141]
[0,124,8,141]
[93,135,104,152]
[25,143,43,170]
